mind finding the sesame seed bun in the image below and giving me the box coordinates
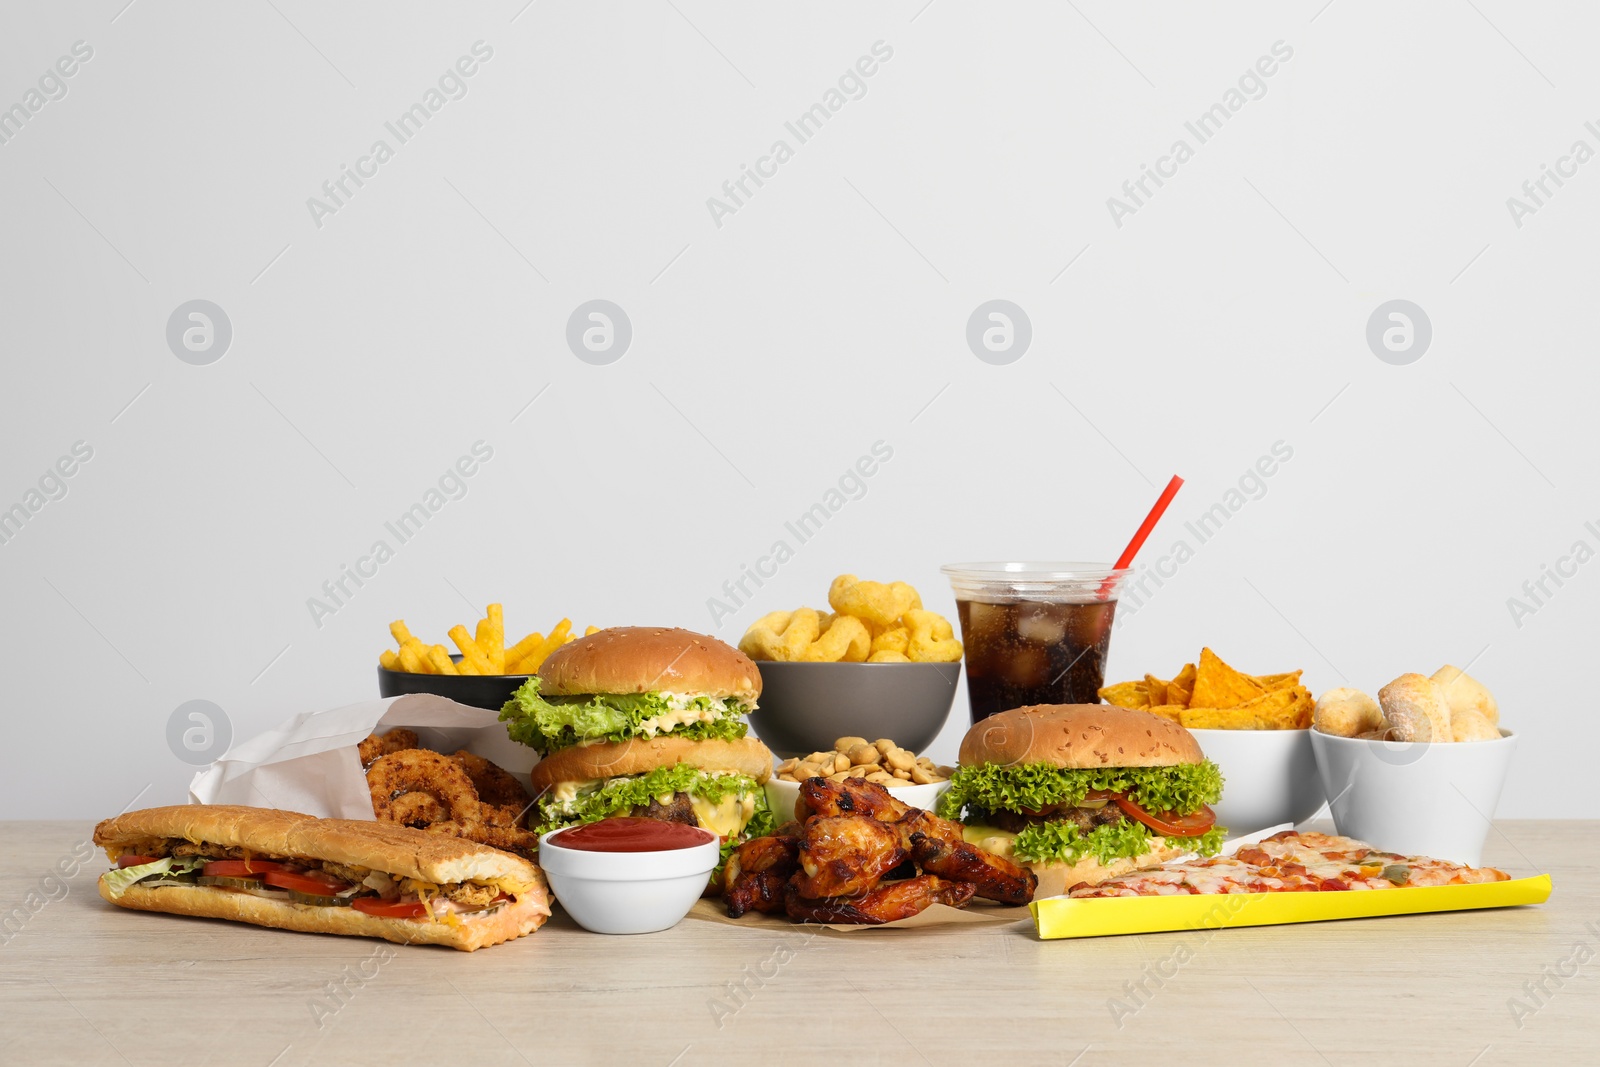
[538,627,761,703]
[957,704,1205,769]
[529,735,773,793]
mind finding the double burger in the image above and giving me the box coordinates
[500,627,776,869]
[935,704,1224,890]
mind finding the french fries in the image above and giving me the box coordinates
[381,604,598,677]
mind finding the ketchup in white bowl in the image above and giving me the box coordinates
[548,817,714,853]
[538,818,721,935]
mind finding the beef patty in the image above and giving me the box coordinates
[630,791,699,827]
[986,803,1126,835]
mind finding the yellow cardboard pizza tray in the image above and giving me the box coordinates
[1030,874,1552,940]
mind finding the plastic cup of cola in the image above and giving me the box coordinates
[941,562,1133,726]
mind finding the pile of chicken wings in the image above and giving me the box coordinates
[721,777,1037,924]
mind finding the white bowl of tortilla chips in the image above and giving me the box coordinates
[1100,648,1319,836]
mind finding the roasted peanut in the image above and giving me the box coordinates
[847,744,881,767]
[775,738,950,784]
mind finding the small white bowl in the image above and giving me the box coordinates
[1187,728,1325,836]
[537,827,720,935]
[763,775,950,823]
[1310,728,1517,866]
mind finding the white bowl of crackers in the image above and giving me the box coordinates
[1309,665,1515,866]
[764,737,952,823]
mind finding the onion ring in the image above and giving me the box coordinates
[480,803,528,829]
[450,750,530,808]
[367,749,480,825]
[357,728,419,766]
[388,793,445,827]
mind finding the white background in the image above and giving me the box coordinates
[1,1,1594,819]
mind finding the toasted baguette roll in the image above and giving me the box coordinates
[99,877,550,952]
[95,805,534,886]
[93,806,550,952]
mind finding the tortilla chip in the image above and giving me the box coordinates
[1178,686,1311,730]
[1242,686,1313,729]
[1289,688,1314,729]
[1167,663,1197,707]
[1253,670,1303,693]
[1144,675,1170,707]
[1106,657,1305,723]
[1190,647,1266,710]
[1098,681,1149,709]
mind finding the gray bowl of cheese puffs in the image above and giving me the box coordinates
[747,661,960,758]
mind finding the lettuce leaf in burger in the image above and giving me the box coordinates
[937,705,1225,884]
[501,680,750,755]
[506,627,777,879]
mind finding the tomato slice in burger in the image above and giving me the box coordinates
[117,855,162,868]
[263,870,352,896]
[202,859,286,878]
[1113,795,1217,838]
[351,898,429,919]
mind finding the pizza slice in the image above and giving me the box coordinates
[1066,830,1509,898]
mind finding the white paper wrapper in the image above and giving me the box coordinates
[188,694,537,819]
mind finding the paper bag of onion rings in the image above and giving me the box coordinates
[189,694,536,828]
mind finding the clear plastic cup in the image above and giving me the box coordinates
[941,562,1132,725]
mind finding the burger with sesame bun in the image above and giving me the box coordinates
[935,704,1225,891]
[500,627,776,870]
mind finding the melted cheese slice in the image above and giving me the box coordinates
[549,779,599,804]
[689,792,756,839]
[962,824,1017,857]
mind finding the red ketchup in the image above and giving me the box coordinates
[549,817,714,852]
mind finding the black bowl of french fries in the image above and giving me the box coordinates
[377,661,532,711]
[376,606,596,711]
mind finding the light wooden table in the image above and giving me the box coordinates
[2,820,1594,1066]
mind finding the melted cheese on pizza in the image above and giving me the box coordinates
[1067,831,1509,897]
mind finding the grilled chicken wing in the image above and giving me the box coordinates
[797,777,915,822]
[722,826,802,917]
[793,816,907,899]
[783,874,975,925]
[899,810,1038,905]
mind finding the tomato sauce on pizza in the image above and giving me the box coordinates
[1066,831,1509,897]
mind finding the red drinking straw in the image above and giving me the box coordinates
[1099,475,1184,598]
